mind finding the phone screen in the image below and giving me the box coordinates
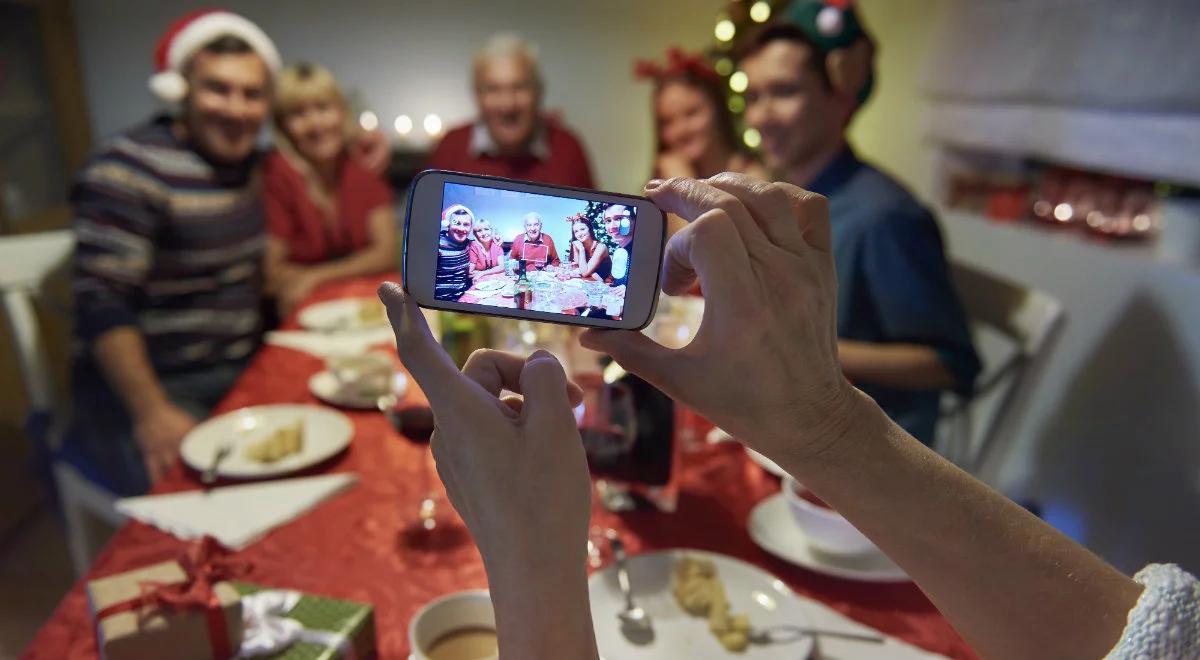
[435,181,638,321]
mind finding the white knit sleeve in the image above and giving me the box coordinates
[1105,563,1200,659]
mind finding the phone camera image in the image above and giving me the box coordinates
[434,182,637,321]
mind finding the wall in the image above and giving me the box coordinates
[846,0,954,202]
[72,0,726,196]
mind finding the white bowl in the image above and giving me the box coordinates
[408,589,497,660]
[781,476,878,556]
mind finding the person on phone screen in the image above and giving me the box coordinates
[469,218,506,279]
[602,204,634,287]
[437,204,474,301]
[568,215,611,281]
[509,212,560,271]
[428,33,595,189]
[740,2,980,445]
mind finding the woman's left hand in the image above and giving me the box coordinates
[377,283,598,657]
[351,129,391,177]
[277,270,321,314]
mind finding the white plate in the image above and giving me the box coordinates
[474,278,508,292]
[589,549,814,659]
[748,494,910,583]
[308,370,408,410]
[745,447,787,478]
[298,298,388,332]
[181,405,353,479]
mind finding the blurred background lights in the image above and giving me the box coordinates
[358,110,378,131]
[393,114,413,135]
[423,113,443,136]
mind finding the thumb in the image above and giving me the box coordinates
[519,350,574,427]
[579,330,681,393]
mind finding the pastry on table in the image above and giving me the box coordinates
[672,556,752,652]
[356,300,387,326]
[244,420,305,463]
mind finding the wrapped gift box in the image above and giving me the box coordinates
[233,583,375,659]
[86,560,243,660]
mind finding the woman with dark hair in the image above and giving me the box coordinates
[567,214,611,281]
[636,48,767,182]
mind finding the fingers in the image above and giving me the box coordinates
[656,207,758,305]
[707,173,809,255]
[647,177,767,250]
[772,183,833,253]
[462,348,584,407]
[378,282,465,407]
[579,330,683,395]
[518,350,576,427]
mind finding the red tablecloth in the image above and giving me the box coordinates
[24,276,976,660]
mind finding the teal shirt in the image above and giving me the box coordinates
[810,148,980,445]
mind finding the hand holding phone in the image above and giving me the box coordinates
[402,171,666,329]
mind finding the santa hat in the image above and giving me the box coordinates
[148,9,281,103]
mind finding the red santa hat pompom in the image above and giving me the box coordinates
[148,9,281,103]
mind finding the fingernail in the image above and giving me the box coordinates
[529,349,556,362]
[644,179,664,191]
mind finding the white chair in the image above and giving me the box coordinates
[935,262,1064,478]
[0,230,126,576]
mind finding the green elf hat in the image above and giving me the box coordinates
[779,0,875,105]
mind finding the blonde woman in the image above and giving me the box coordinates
[468,219,505,279]
[264,62,396,313]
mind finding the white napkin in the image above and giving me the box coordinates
[264,328,395,359]
[115,473,359,550]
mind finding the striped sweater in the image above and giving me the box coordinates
[435,229,472,301]
[71,116,265,376]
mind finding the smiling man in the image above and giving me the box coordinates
[740,2,980,445]
[63,11,279,495]
[429,33,595,189]
[508,211,561,271]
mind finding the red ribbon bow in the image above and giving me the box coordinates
[95,536,250,660]
[633,47,721,84]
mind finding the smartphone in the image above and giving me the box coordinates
[402,170,666,330]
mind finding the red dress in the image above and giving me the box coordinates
[263,151,394,264]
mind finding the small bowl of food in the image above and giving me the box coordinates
[408,589,498,660]
[326,352,395,401]
[782,476,878,557]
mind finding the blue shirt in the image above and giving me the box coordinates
[809,148,980,445]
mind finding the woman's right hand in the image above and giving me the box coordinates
[582,174,862,462]
[655,151,695,180]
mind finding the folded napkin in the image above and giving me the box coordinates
[116,473,359,550]
[265,327,395,359]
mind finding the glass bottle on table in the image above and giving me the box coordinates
[514,259,531,310]
[377,396,465,550]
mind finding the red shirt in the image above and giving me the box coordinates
[428,119,596,189]
[509,233,561,269]
[263,151,393,264]
[469,239,504,271]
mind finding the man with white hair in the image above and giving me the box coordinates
[508,211,561,271]
[429,33,595,189]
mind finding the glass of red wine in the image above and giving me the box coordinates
[575,374,638,567]
[377,395,454,546]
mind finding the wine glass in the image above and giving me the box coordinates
[576,373,639,567]
[377,395,458,547]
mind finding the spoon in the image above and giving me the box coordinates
[201,443,232,486]
[609,537,654,644]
